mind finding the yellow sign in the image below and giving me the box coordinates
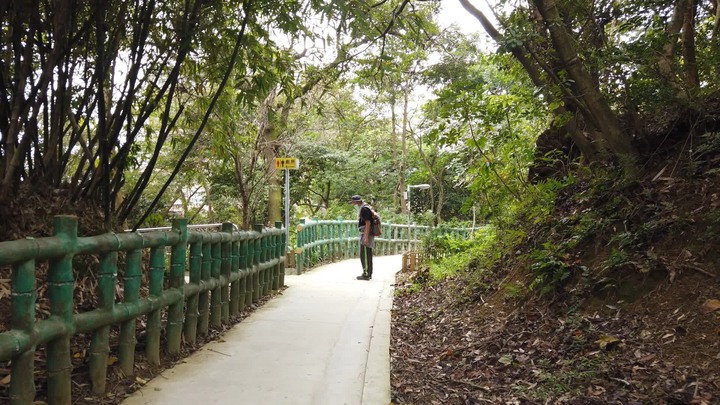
[275,157,299,170]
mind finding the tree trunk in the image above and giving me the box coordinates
[400,84,409,214]
[410,131,444,224]
[712,0,720,73]
[264,126,281,225]
[391,93,400,212]
[459,0,544,86]
[659,0,690,82]
[682,0,699,90]
[392,93,407,215]
[260,88,284,226]
[436,178,445,225]
[460,0,602,162]
[533,0,636,162]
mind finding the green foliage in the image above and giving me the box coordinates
[692,132,720,162]
[286,86,399,221]
[421,46,548,226]
[407,152,572,300]
[421,226,474,258]
[428,251,476,280]
[506,179,567,226]
[503,282,525,300]
[528,242,572,297]
[421,223,524,282]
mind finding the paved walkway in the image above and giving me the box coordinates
[122,255,401,405]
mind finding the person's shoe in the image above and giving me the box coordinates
[356,275,370,280]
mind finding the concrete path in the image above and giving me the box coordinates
[122,255,401,405]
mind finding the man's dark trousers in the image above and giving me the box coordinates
[360,244,373,278]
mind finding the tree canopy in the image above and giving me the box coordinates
[2,0,719,233]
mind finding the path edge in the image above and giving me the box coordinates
[361,269,397,405]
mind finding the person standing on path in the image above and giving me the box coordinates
[350,195,374,280]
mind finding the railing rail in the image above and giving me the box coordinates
[0,216,285,405]
[293,218,474,272]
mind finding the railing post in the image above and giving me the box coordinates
[253,225,262,302]
[230,230,241,316]
[199,239,211,335]
[9,256,36,404]
[337,219,343,259]
[389,223,394,254]
[333,221,339,260]
[311,220,317,266]
[257,227,266,296]
[325,222,331,260]
[345,221,351,259]
[146,246,165,365]
[393,224,399,254]
[335,221,341,260]
[90,249,117,393]
[338,221,343,259]
[241,234,252,309]
[346,221,352,258]
[167,218,188,354]
[260,228,272,295]
[221,223,233,323]
[308,222,312,270]
[185,240,202,344]
[46,215,77,405]
[210,233,222,328]
[305,222,311,268]
[119,249,142,376]
[316,220,321,263]
[296,220,305,274]
[318,222,324,260]
[351,221,358,258]
[274,221,283,290]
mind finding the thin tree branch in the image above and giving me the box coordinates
[132,0,255,230]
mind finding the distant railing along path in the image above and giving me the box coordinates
[294,219,473,272]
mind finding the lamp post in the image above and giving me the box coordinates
[406,183,430,242]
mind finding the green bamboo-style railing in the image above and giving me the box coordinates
[293,218,474,273]
[0,216,285,405]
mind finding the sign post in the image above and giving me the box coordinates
[275,158,299,251]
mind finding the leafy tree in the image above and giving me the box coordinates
[0,0,438,233]
[422,32,544,222]
[0,0,269,229]
[457,0,720,172]
[284,85,396,219]
[352,7,440,214]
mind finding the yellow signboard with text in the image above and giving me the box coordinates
[275,157,299,170]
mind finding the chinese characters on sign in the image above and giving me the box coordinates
[275,157,299,170]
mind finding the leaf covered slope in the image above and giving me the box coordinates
[391,133,720,404]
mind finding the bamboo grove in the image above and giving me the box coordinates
[0,0,432,229]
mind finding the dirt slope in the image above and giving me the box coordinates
[391,135,720,404]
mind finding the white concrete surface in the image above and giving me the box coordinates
[122,255,401,405]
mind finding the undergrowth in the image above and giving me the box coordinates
[415,143,720,301]
[416,177,568,295]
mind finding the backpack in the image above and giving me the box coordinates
[364,204,382,236]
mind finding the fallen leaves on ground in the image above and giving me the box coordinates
[390,270,720,404]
